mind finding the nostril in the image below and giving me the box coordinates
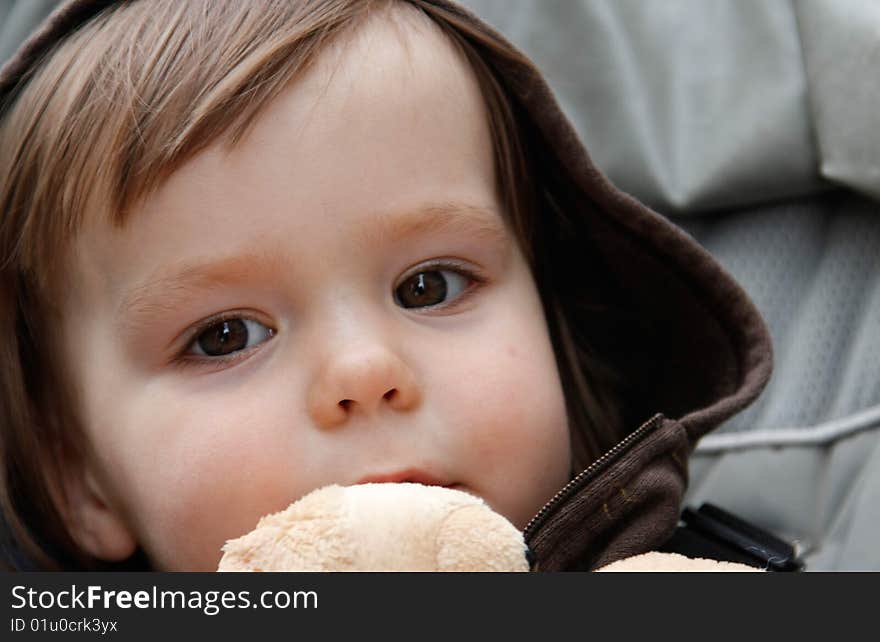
[383,389,397,402]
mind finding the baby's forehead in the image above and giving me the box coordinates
[305,4,480,120]
[62,3,497,315]
[72,8,488,223]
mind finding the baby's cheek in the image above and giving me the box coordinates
[122,404,298,570]
[449,347,565,477]
[454,336,570,523]
[467,341,566,441]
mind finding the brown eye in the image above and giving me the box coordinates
[394,270,467,309]
[190,318,273,357]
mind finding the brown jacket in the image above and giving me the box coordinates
[0,0,772,571]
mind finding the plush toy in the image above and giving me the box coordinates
[217,483,758,572]
[597,552,759,572]
[218,483,530,571]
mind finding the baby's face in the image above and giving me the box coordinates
[59,10,571,570]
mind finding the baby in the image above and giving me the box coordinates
[0,0,772,571]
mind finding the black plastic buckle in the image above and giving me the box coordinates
[664,503,804,572]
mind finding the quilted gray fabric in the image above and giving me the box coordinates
[677,192,880,433]
[679,195,880,570]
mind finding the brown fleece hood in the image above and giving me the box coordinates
[0,0,772,571]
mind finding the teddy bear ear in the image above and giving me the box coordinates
[434,505,530,572]
[218,485,353,571]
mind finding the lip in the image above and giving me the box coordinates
[356,468,454,487]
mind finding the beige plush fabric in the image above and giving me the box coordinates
[597,551,760,572]
[218,483,529,572]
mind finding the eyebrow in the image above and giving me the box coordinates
[115,202,510,333]
[115,250,281,341]
[356,202,510,250]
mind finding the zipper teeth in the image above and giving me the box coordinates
[523,413,664,538]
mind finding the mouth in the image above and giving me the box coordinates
[356,468,455,488]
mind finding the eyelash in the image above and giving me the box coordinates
[171,260,488,372]
[172,311,274,372]
[396,259,487,312]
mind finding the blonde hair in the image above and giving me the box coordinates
[0,0,620,570]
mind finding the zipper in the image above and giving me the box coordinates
[523,413,664,541]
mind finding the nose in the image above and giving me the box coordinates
[307,345,422,429]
